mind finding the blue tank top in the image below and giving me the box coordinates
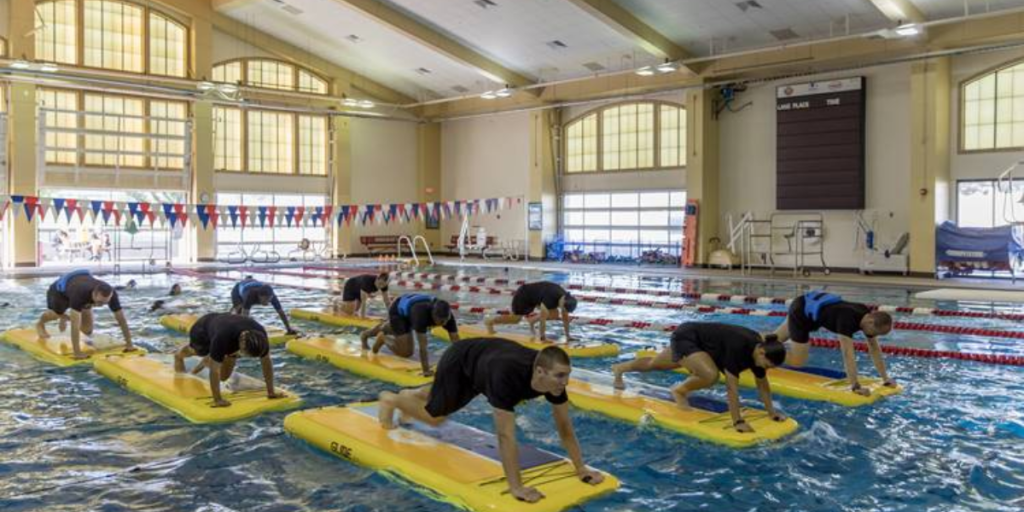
[237,279,263,296]
[56,269,92,293]
[397,294,434,317]
[803,291,843,322]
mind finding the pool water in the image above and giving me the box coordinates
[1,265,1022,511]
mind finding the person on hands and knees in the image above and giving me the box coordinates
[484,281,578,342]
[359,294,458,377]
[36,269,134,359]
[230,277,299,336]
[332,272,391,318]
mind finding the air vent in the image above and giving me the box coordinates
[346,34,363,43]
[415,67,432,75]
[473,0,497,9]
[451,85,469,93]
[735,1,762,12]
[546,40,568,50]
[582,62,605,72]
[770,28,799,41]
[281,5,302,15]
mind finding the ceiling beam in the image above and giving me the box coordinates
[562,0,692,61]
[331,0,538,92]
[865,0,927,25]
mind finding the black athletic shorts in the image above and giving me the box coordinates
[230,286,243,308]
[670,325,705,363]
[341,286,362,303]
[786,296,813,344]
[510,288,536,316]
[387,301,413,337]
[425,344,478,418]
[46,285,71,315]
[188,321,211,357]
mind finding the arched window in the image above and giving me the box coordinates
[962,59,1024,151]
[564,101,686,173]
[212,58,330,95]
[35,0,188,77]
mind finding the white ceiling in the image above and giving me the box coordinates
[217,0,1024,102]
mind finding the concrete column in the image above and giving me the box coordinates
[331,116,354,257]
[908,58,951,274]
[417,122,442,249]
[7,0,39,266]
[686,88,720,265]
[192,101,216,262]
[528,110,557,259]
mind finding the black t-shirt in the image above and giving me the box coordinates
[191,313,267,363]
[235,282,283,312]
[815,302,870,337]
[62,275,122,312]
[455,338,568,411]
[673,322,766,379]
[342,274,387,301]
[392,299,458,334]
[518,282,566,310]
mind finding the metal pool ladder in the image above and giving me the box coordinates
[398,235,434,266]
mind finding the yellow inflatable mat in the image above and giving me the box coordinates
[290,309,382,330]
[433,324,619,358]
[1,328,143,367]
[285,403,619,512]
[95,354,302,423]
[637,349,902,407]
[160,314,296,345]
[287,337,433,387]
[567,369,798,448]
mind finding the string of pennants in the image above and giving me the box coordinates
[0,195,524,230]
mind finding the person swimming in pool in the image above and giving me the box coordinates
[114,279,137,291]
[359,294,459,377]
[484,281,578,342]
[150,283,186,312]
[36,269,135,359]
[230,278,298,335]
[377,338,604,503]
[173,313,281,408]
[612,322,788,433]
[331,272,391,318]
[774,291,896,396]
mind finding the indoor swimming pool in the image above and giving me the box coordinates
[1,263,1022,511]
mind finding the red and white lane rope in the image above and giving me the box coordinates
[305,266,1024,322]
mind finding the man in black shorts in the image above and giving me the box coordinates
[611,322,788,433]
[174,313,282,408]
[230,278,297,335]
[378,338,605,503]
[36,269,134,359]
[331,272,390,318]
[359,294,459,377]
[484,281,578,342]
[774,291,896,396]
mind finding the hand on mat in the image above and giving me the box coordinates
[286,329,300,336]
[212,398,232,408]
[421,369,435,377]
[578,468,604,486]
[771,412,788,422]
[511,485,544,503]
[71,352,90,361]
[267,390,285,399]
[883,378,897,388]
[122,345,138,353]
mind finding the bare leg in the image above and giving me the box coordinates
[672,352,720,411]
[484,314,523,334]
[378,386,441,430]
[174,344,195,373]
[80,309,95,336]
[335,300,358,316]
[785,342,810,367]
[360,320,389,350]
[381,334,413,358]
[36,310,61,339]
[611,347,680,389]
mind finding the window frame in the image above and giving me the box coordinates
[959,58,1024,154]
[560,190,686,257]
[213,106,330,177]
[955,177,1024,228]
[562,100,687,174]
[35,0,190,78]
[211,57,331,95]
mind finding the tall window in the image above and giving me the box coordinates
[564,101,686,173]
[212,58,329,95]
[962,60,1024,151]
[562,190,686,259]
[957,180,1024,228]
[213,107,329,176]
[39,88,188,169]
[35,0,188,77]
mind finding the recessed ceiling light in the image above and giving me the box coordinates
[473,0,498,9]
[546,40,568,50]
[346,34,363,44]
[735,1,762,12]
[415,67,432,75]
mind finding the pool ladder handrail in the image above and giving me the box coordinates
[397,235,434,266]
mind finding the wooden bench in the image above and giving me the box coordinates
[359,235,404,255]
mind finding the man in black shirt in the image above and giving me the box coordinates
[774,291,896,395]
[36,269,135,359]
[484,281,578,342]
[230,278,297,335]
[359,294,460,376]
[331,272,391,318]
[173,313,282,408]
[378,338,604,503]
[612,322,788,433]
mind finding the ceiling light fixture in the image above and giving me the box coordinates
[198,81,216,91]
[635,66,655,77]
[358,99,375,109]
[38,63,59,73]
[494,86,513,98]
[219,83,239,95]
[480,91,498,100]
[342,98,359,107]
[9,60,31,70]
[895,23,920,37]
[656,61,677,73]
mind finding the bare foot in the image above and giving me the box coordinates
[360,331,371,351]
[611,364,626,390]
[484,318,496,335]
[58,316,68,333]
[372,333,386,354]
[671,388,694,411]
[35,322,50,340]
[378,391,397,429]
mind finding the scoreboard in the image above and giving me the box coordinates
[776,77,866,210]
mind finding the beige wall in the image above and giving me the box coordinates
[211,29,275,64]
[0,0,9,40]
[440,112,531,248]
[718,64,913,270]
[350,117,420,240]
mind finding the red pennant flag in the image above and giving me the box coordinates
[294,206,305,225]
[239,206,249,228]
[206,204,218,228]
[268,206,277,227]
